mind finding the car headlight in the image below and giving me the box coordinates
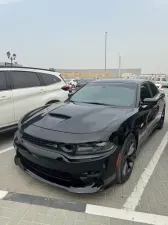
[77,142,117,155]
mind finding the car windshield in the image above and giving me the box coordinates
[71,82,136,107]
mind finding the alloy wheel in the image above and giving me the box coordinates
[122,142,136,177]
[157,108,165,129]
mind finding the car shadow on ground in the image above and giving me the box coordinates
[0,130,16,145]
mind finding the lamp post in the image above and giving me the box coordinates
[118,53,121,78]
[6,51,16,66]
[105,32,107,71]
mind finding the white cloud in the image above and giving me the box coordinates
[0,0,22,4]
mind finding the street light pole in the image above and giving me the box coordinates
[6,51,16,66]
[105,32,107,71]
[118,53,121,78]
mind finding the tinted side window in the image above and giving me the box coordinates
[140,83,151,101]
[0,71,7,91]
[10,71,41,89]
[40,73,61,86]
[148,82,159,97]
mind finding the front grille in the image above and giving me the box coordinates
[23,133,55,148]
[21,156,85,187]
[22,133,76,154]
[23,157,74,181]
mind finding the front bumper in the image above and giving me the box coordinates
[14,131,118,193]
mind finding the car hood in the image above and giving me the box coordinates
[21,102,136,134]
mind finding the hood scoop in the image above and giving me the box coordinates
[49,113,71,120]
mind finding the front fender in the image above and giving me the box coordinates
[108,113,139,147]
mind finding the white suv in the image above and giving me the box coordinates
[0,67,68,132]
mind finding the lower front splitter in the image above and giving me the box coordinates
[14,154,103,194]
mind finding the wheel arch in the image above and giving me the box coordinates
[109,121,139,149]
[45,100,60,105]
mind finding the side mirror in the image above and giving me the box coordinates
[61,84,70,91]
[143,98,157,105]
[160,92,165,98]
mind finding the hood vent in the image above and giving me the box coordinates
[49,113,71,120]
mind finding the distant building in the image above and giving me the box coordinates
[57,68,141,76]
[0,62,23,67]
[57,68,141,79]
[49,68,57,72]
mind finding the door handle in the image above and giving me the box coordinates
[40,89,45,93]
[0,96,11,100]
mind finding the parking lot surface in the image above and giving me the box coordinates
[0,89,168,225]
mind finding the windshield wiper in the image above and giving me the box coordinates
[70,101,116,106]
[70,100,76,103]
[81,101,110,106]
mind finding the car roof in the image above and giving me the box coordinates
[91,78,146,84]
[0,66,53,72]
[0,66,61,76]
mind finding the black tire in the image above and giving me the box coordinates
[157,107,165,130]
[116,133,136,184]
[14,155,18,165]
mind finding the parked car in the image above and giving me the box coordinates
[152,77,168,88]
[0,66,68,133]
[68,79,91,97]
[73,79,88,89]
[155,83,164,91]
[68,79,79,87]
[14,79,165,193]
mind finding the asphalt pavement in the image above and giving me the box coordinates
[0,90,168,225]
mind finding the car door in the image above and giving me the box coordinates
[9,70,44,123]
[147,81,164,125]
[138,82,155,146]
[0,71,14,128]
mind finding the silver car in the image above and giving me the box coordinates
[155,83,164,91]
[152,77,168,88]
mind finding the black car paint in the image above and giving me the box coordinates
[14,79,165,193]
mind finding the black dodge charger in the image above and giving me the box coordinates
[14,79,165,193]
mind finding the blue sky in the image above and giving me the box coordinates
[0,0,168,73]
